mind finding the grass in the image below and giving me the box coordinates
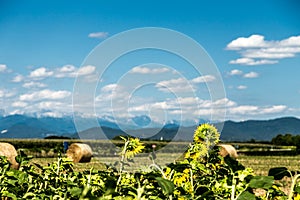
[31,153,300,176]
[237,155,300,195]
[237,155,300,176]
[30,157,107,172]
[4,139,298,176]
[30,152,184,172]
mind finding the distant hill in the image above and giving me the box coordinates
[78,117,300,141]
[219,117,300,141]
[0,114,77,138]
[1,115,300,141]
[77,126,127,140]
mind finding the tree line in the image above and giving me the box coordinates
[271,133,300,148]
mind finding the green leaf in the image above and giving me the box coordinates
[80,186,91,198]
[248,176,274,189]
[167,163,190,172]
[18,172,28,184]
[33,162,44,170]
[237,191,256,200]
[6,171,17,177]
[268,167,290,180]
[7,179,17,186]
[23,192,36,198]
[295,186,300,194]
[2,191,17,200]
[155,177,174,196]
[68,187,82,196]
[224,156,245,172]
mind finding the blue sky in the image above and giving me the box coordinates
[0,0,300,124]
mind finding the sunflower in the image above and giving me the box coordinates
[124,138,145,158]
[193,123,220,147]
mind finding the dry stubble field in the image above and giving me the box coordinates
[31,153,300,176]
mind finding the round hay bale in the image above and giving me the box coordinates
[66,143,93,163]
[0,142,19,169]
[218,144,238,159]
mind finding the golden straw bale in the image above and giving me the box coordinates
[66,143,93,163]
[0,142,19,169]
[218,144,238,159]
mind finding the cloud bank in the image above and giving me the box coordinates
[227,34,300,65]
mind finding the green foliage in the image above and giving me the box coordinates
[268,167,291,180]
[272,133,300,148]
[0,124,298,199]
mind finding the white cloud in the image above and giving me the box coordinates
[228,69,243,76]
[101,84,119,92]
[128,104,151,112]
[227,69,257,80]
[0,64,8,72]
[243,71,259,78]
[9,109,24,115]
[29,67,53,79]
[191,75,216,83]
[22,81,47,88]
[150,101,174,110]
[55,65,96,78]
[130,66,170,74]
[227,35,269,50]
[229,105,259,115]
[176,97,201,105]
[157,77,186,86]
[200,98,236,108]
[55,65,76,78]
[227,34,300,65]
[9,99,73,118]
[280,35,300,46]
[95,84,128,103]
[155,75,215,93]
[128,97,235,120]
[39,111,63,118]
[59,65,76,72]
[78,83,291,122]
[262,105,287,114]
[227,104,287,117]
[20,89,71,101]
[37,101,63,109]
[0,90,4,98]
[14,65,95,83]
[82,73,99,83]
[12,101,28,107]
[0,89,15,98]
[156,77,195,93]
[237,85,247,90]
[229,58,278,66]
[77,65,96,76]
[243,49,296,59]
[88,32,109,39]
[12,74,24,82]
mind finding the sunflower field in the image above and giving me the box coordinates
[1,124,299,199]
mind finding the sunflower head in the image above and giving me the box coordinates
[185,124,220,160]
[193,123,220,147]
[122,137,145,158]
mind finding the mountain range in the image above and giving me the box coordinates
[1,114,300,141]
